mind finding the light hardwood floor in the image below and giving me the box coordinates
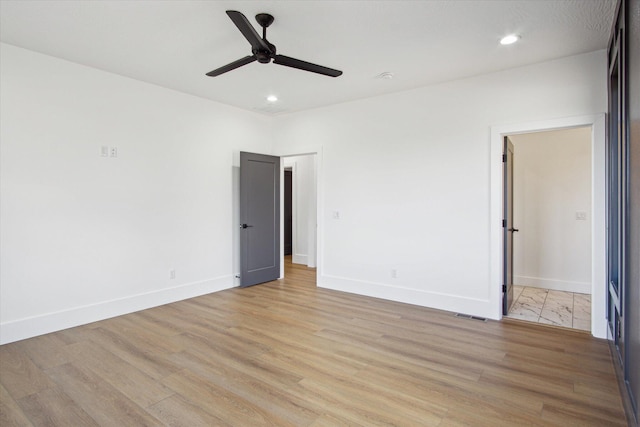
[1,258,627,426]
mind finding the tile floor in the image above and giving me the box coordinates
[506,285,591,331]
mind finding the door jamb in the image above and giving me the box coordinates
[490,114,606,337]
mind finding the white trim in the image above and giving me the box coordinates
[514,276,591,294]
[292,254,308,265]
[490,114,607,338]
[0,276,235,345]
[318,274,494,319]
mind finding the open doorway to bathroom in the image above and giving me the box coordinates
[504,127,592,331]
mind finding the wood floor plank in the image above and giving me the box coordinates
[309,412,359,427]
[314,328,485,382]
[0,257,628,426]
[45,363,162,426]
[0,346,55,400]
[298,376,444,426]
[0,383,33,427]
[441,401,556,427]
[541,401,628,426]
[355,361,545,416]
[82,327,180,380]
[161,368,296,426]
[146,394,231,427]
[10,334,74,371]
[573,379,624,405]
[480,363,584,397]
[166,350,323,426]
[227,325,369,376]
[17,387,99,427]
[64,340,174,408]
[167,333,304,388]
[99,315,184,354]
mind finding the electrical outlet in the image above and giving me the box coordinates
[391,269,397,279]
[576,211,587,220]
[110,147,118,158]
[332,211,340,219]
[169,269,176,280]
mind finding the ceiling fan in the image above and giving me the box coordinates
[206,10,342,78]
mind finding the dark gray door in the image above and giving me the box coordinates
[503,137,517,315]
[240,152,280,287]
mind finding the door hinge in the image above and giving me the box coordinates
[502,284,507,292]
[502,219,506,228]
[502,154,507,162]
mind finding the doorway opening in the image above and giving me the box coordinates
[280,153,318,284]
[503,127,592,331]
[490,114,606,338]
[234,151,317,288]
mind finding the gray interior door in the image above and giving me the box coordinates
[503,137,516,314]
[240,152,280,287]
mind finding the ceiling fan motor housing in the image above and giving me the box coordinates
[254,43,276,63]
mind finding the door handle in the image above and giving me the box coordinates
[240,224,253,229]
[508,228,519,232]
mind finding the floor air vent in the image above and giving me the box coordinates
[455,313,487,322]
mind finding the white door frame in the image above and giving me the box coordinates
[275,146,323,280]
[490,114,606,338]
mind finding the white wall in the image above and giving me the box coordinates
[510,128,592,293]
[0,44,608,343]
[272,50,607,321]
[0,43,272,344]
[283,154,317,267]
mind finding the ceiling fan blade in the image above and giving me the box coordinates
[273,55,342,77]
[206,55,256,77]
[226,10,271,53]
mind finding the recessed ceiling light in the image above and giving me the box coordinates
[500,34,520,45]
[266,95,278,102]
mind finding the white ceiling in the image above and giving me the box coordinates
[0,0,616,115]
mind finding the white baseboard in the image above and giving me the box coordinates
[0,276,235,345]
[318,274,496,320]
[514,275,591,294]
[292,253,308,265]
